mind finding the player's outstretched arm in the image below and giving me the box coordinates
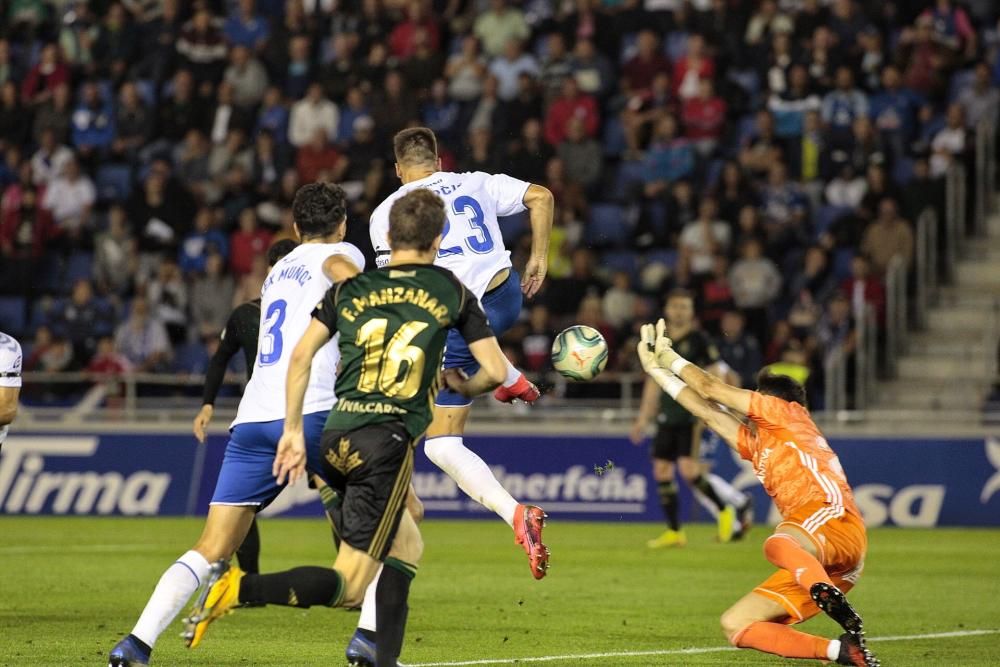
[444,337,508,397]
[636,325,742,450]
[653,319,753,416]
[521,184,554,299]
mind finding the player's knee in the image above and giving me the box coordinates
[340,579,368,609]
[651,459,673,480]
[389,528,424,565]
[406,492,424,524]
[424,436,456,465]
[719,608,748,645]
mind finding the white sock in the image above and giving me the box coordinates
[424,436,518,527]
[502,359,521,387]
[357,566,381,632]
[827,639,841,661]
[131,550,211,648]
[709,473,748,508]
[692,486,721,519]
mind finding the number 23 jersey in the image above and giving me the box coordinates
[369,171,530,300]
[312,263,494,439]
[233,242,366,428]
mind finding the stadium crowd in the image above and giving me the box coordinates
[1,0,998,407]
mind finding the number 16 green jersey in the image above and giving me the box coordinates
[312,263,494,439]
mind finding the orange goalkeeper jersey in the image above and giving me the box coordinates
[737,392,860,522]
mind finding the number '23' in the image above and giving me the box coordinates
[438,196,494,257]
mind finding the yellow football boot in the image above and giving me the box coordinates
[183,561,244,649]
[647,528,687,548]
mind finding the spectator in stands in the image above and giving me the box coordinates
[446,35,487,103]
[371,70,418,136]
[718,310,762,388]
[489,38,539,102]
[114,296,172,371]
[898,14,953,101]
[256,86,289,145]
[132,0,182,84]
[209,83,253,146]
[920,0,977,58]
[861,197,914,275]
[901,156,944,225]
[174,129,213,201]
[190,252,235,338]
[602,271,637,331]
[520,304,554,372]
[231,252,268,306]
[467,74,502,135]
[129,160,195,258]
[557,117,602,191]
[696,254,735,335]
[25,325,74,372]
[674,34,714,101]
[744,0,793,55]
[822,66,869,143]
[43,156,96,241]
[577,293,616,364]
[739,110,784,178]
[177,6,228,85]
[54,278,114,363]
[682,78,726,156]
[474,0,530,58]
[729,237,782,343]
[87,335,132,377]
[569,38,614,101]
[71,81,115,165]
[423,79,461,146]
[679,196,731,279]
[229,207,271,277]
[289,83,337,148]
[224,0,270,51]
[147,258,188,344]
[295,128,347,184]
[623,30,671,96]
[459,127,501,174]
[870,65,923,160]
[0,82,31,150]
[93,204,135,296]
[94,2,137,84]
[760,161,808,251]
[715,161,756,225]
[842,254,886,326]
[507,118,552,185]
[32,82,73,146]
[390,0,440,60]
[642,115,695,198]
[399,27,443,95]
[179,207,228,275]
[957,61,1000,130]
[30,129,73,187]
[156,70,208,146]
[540,33,572,105]
[21,43,70,107]
[111,82,152,162]
[816,291,855,358]
[769,64,822,140]
[787,245,836,309]
[546,247,604,317]
[286,34,316,98]
[251,129,290,202]
[1,174,56,296]
[224,45,269,109]
[929,103,966,178]
[824,161,867,209]
[59,1,99,77]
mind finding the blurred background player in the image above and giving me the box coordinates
[0,331,22,449]
[190,238,299,576]
[636,321,878,667]
[191,189,510,667]
[108,184,365,667]
[370,127,554,577]
[630,289,749,547]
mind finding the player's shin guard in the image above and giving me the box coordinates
[424,436,518,527]
[733,621,833,660]
[763,534,833,590]
[657,480,680,530]
[234,518,261,574]
[375,557,417,667]
[131,550,211,648]
[238,567,345,608]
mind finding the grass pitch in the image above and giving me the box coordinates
[1,517,998,666]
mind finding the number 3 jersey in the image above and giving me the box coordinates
[312,263,494,439]
[369,171,530,299]
[232,242,366,428]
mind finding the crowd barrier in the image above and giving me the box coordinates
[3,431,999,528]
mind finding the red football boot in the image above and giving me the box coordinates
[513,504,549,579]
[493,374,541,404]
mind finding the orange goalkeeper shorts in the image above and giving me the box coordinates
[753,501,867,624]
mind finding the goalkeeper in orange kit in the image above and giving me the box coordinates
[636,320,879,667]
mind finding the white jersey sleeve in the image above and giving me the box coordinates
[484,173,530,217]
[370,206,391,269]
[0,333,23,389]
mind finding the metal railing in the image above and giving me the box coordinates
[824,342,848,415]
[986,298,1000,395]
[854,302,878,410]
[913,207,938,331]
[944,163,966,278]
[974,120,997,236]
[883,255,908,378]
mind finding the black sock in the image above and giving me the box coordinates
[692,475,726,511]
[235,518,261,574]
[238,567,344,608]
[657,480,680,531]
[126,634,151,656]
[318,483,342,551]
[359,628,376,642]
[376,558,417,667]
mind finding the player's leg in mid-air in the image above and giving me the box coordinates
[107,412,328,667]
[720,507,878,667]
[689,427,754,541]
[423,268,549,577]
[187,423,422,667]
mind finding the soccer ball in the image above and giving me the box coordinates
[551,325,609,381]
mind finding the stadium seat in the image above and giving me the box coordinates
[96,164,133,202]
[892,157,915,186]
[587,203,630,247]
[833,248,855,281]
[602,117,627,158]
[65,253,95,286]
[0,296,27,337]
[645,249,678,269]
[601,250,639,280]
[814,205,853,239]
[173,342,208,374]
[664,31,688,62]
[646,202,669,238]
[613,160,646,195]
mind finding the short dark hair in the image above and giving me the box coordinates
[756,369,808,407]
[388,189,446,251]
[393,127,438,166]
[267,239,298,267]
[292,183,347,239]
[665,288,694,304]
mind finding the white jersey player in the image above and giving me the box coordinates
[110,184,364,667]
[0,331,23,447]
[368,129,554,584]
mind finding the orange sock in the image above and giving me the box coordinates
[735,621,833,659]
[763,534,833,590]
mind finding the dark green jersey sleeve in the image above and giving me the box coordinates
[311,283,344,334]
[453,284,494,344]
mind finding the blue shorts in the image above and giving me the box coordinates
[210,411,328,508]
[437,269,522,407]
